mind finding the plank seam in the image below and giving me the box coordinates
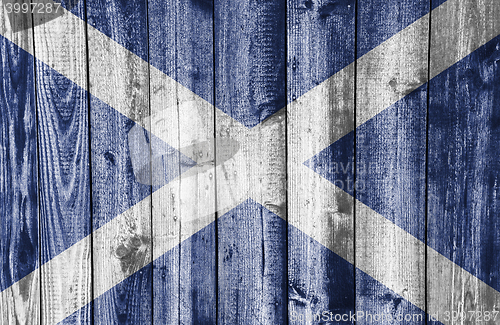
[354,0,358,320]
[213,1,219,323]
[29,7,42,325]
[81,1,95,324]
[425,0,433,323]
[144,0,154,322]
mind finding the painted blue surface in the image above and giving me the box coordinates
[356,84,428,242]
[215,0,287,127]
[1,56,192,268]
[287,0,355,106]
[85,0,149,62]
[147,0,215,323]
[357,0,429,58]
[90,94,193,229]
[93,264,153,324]
[80,0,433,128]
[217,199,287,324]
[305,84,427,242]
[304,131,355,196]
[428,34,500,293]
[153,223,216,324]
[148,0,214,105]
[61,199,458,324]
[35,54,91,271]
[432,0,448,10]
[179,222,216,324]
[0,35,38,293]
[288,222,355,324]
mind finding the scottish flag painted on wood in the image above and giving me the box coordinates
[1,0,500,324]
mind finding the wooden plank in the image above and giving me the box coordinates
[31,1,91,323]
[147,0,216,322]
[427,1,500,322]
[146,1,180,323]
[287,0,356,322]
[355,0,429,322]
[86,0,152,323]
[214,0,287,323]
[0,5,39,324]
[170,1,217,323]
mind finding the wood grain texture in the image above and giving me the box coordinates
[355,0,429,321]
[86,0,152,323]
[32,1,92,323]
[287,0,355,322]
[0,6,39,324]
[148,0,216,322]
[428,1,500,321]
[2,0,500,323]
[214,0,287,323]
[172,0,217,323]
[147,1,180,323]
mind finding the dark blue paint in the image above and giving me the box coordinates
[179,222,216,324]
[217,199,287,324]
[148,0,214,105]
[304,131,355,196]
[33,61,190,265]
[356,84,428,242]
[215,0,287,127]
[85,0,149,61]
[74,0,433,129]
[93,264,152,324]
[35,23,91,319]
[153,245,179,324]
[431,0,448,10]
[60,199,456,324]
[357,0,429,58]
[0,35,38,292]
[288,0,355,105]
[148,0,215,323]
[90,94,193,229]
[428,34,500,293]
[356,270,444,325]
[288,223,355,324]
[153,223,216,324]
[305,84,427,242]
[62,0,86,20]
[35,54,91,274]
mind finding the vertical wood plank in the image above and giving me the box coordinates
[32,1,92,323]
[173,0,217,323]
[86,0,152,323]
[147,1,180,323]
[287,0,356,322]
[147,0,216,322]
[0,5,39,324]
[428,0,500,322]
[214,0,288,323]
[355,0,429,322]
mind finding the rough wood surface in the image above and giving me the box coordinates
[427,0,500,323]
[32,2,91,323]
[355,0,429,321]
[287,0,356,322]
[0,6,39,324]
[86,0,152,323]
[1,0,500,324]
[214,0,288,323]
[147,0,216,322]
